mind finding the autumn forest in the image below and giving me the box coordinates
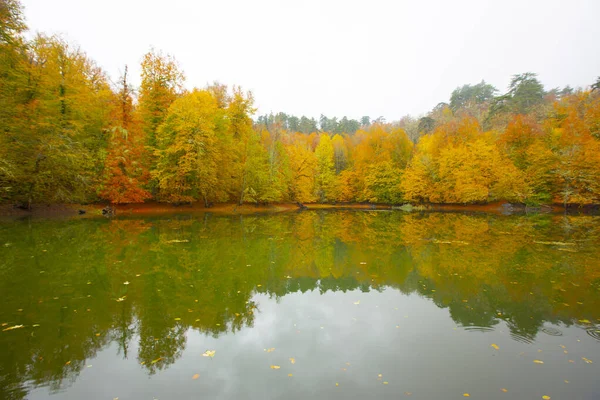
[2,1,600,208]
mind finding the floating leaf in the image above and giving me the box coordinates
[150,357,162,364]
[463,394,470,397]
[582,357,593,364]
[202,350,216,358]
[2,325,24,332]
[501,388,508,393]
[335,382,339,386]
[174,318,181,321]
[542,396,550,400]
[288,373,293,377]
[264,348,275,353]
[192,374,199,380]
[270,365,280,369]
[353,301,360,305]
[123,281,130,285]
[533,360,544,364]
[166,239,189,243]
[491,344,499,350]
[533,241,575,246]
[115,296,126,302]
[289,357,295,364]
[579,319,591,324]
[383,381,389,385]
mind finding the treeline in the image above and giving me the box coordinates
[1,0,600,207]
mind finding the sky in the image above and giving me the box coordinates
[20,0,600,121]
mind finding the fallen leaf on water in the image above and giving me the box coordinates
[123,281,130,285]
[2,325,24,332]
[166,239,189,243]
[335,382,339,386]
[270,365,280,369]
[264,348,275,353]
[491,344,499,350]
[383,381,389,385]
[582,357,593,364]
[150,357,162,364]
[116,296,126,302]
[345,362,351,366]
[404,392,412,396]
[579,319,591,324]
[192,374,199,380]
[542,396,551,400]
[353,301,360,305]
[257,284,262,287]
[501,388,508,393]
[65,361,71,365]
[568,360,575,363]
[533,240,575,246]
[289,357,295,364]
[202,350,216,358]
[174,318,181,321]
[564,380,569,384]
[560,345,566,349]
[533,360,544,364]
[463,394,470,397]
[288,373,293,377]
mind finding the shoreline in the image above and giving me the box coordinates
[0,201,595,219]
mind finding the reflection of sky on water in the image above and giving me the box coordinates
[28,289,600,400]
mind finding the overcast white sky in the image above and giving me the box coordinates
[20,0,600,121]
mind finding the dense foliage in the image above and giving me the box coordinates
[1,0,600,207]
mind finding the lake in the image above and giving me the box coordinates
[1,210,599,399]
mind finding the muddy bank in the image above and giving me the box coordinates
[0,201,594,218]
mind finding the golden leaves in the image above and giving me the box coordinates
[501,388,508,393]
[270,365,280,370]
[463,394,470,397]
[192,374,199,380]
[289,357,295,364]
[533,360,544,364]
[491,343,499,350]
[166,239,189,244]
[150,357,162,364]
[353,301,360,305]
[202,350,215,358]
[582,357,593,364]
[542,396,551,399]
[264,348,275,353]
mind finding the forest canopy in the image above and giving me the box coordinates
[1,0,600,207]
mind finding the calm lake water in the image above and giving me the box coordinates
[1,210,599,399]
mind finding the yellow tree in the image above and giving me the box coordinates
[497,115,555,204]
[401,118,525,204]
[285,133,317,203]
[152,90,225,205]
[5,34,112,207]
[314,134,337,202]
[548,91,600,206]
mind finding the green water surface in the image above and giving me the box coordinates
[0,210,599,399]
